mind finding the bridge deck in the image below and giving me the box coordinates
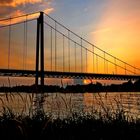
[0,69,140,81]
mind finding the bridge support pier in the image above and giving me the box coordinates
[35,12,44,88]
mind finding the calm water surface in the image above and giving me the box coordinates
[0,92,140,118]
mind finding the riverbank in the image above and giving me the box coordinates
[0,79,140,93]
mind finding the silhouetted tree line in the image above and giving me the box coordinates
[64,79,140,93]
[0,79,140,93]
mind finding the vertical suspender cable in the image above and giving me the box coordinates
[75,42,76,72]
[125,63,126,75]
[25,15,27,70]
[55,21,57,71]
[104,51,106,73]
[106,61,108,74]
[8,18,11,69]
[7,18,11,87]
[68,30,70,72]
[63,34,65,72]
[85,48,87,73]
[96,55,98,73]
[114,57,117,74]
[81,38,83,73]
[92,45,94,73]
[23,19,26,70]
[25,15,28,69]
[134,66,136,74]
[50,27,52,71]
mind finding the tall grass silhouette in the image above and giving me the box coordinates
[0,91,139,140]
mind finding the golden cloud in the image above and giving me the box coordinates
[0,7,54,26]
[43,7,54,14]
[0,0,42,7]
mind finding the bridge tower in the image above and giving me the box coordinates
[35,12,45,113]
[35,12,44,87]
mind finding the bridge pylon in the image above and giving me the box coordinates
[35,12,44,87]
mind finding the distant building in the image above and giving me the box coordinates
[73,79,84,85]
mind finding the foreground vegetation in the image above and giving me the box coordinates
[0,107,139,140]
[0,91,140,140]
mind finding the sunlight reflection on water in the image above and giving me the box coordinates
[0,92,140,118]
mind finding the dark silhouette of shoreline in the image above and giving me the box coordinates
[0,79,140,93]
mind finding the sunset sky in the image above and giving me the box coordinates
[0,0,140,85]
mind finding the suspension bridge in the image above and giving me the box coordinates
[0,11,140,86]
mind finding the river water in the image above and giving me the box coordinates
[0,92,140,119]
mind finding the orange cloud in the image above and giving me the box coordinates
[0,0,53,19]
[0,7,53,26]
[0,0,42,7]
[43,7,54,14]
[11,9,25,17]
